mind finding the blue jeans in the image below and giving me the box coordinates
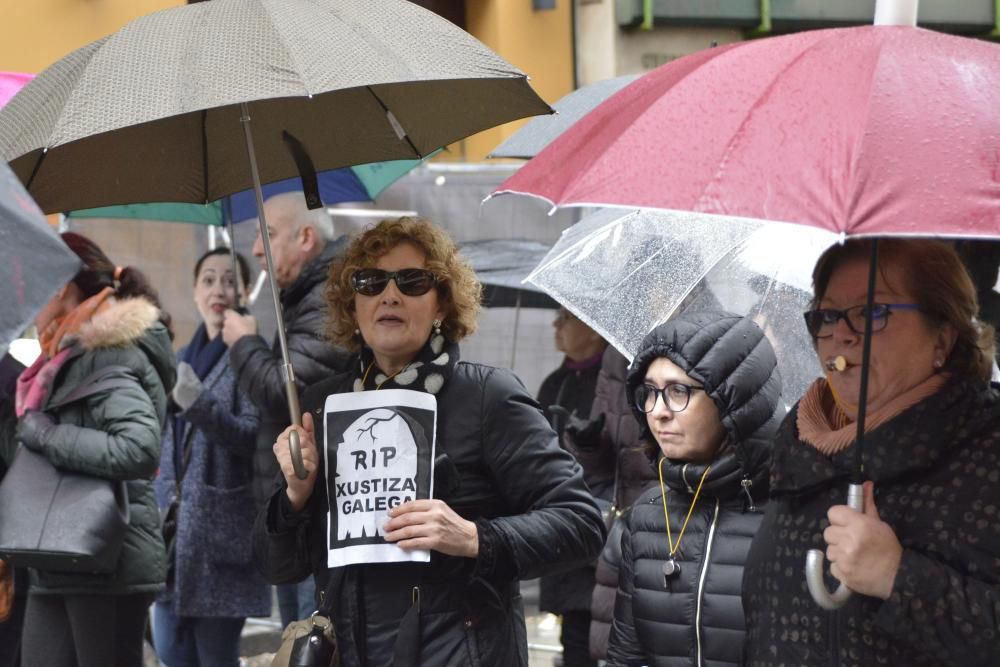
[152,601,245,667]
[276,578,317,627]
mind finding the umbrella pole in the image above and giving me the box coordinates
[240,102,307,480]
[805,240,877,610]
[223,196,246,311]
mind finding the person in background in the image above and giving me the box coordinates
[956,240,1000,356]
[222,191,353,626]
[536,308,607,667]
[252,217,606,666]
[0,351,26,667]
[0,232,175,667]
[153,248,270,666]
[742,239,1000,666]
[561,346,657,661]
[607,310,780,667]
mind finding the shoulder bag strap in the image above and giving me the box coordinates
[46,364,140,410]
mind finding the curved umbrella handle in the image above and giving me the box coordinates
[284,368,308,481]
[805,482,864,610]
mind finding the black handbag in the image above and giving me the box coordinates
[271,581,339,667]
[0,365,138,573]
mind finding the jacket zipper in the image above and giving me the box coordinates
[829,609,840,667]
[694,498,720,667]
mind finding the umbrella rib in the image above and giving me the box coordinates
[692,31,845,215]
[365,86,423,159]
[24,149,47,193]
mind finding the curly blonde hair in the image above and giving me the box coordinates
[325,217,482,351]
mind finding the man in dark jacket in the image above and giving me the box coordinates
[222,191,352,625]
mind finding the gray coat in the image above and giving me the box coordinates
[156,346,271,618]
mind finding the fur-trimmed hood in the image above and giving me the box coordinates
[77,297,175,392]
[78,297,160,350]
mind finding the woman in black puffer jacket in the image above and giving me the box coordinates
[606,311,782,667]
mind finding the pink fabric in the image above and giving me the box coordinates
[0,72,33,109]
[15,347,72,417]
[495,26,1000,237]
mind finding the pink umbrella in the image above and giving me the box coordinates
[493,26,1000,238]
[0,72,33,109]
[492,3,1000,611]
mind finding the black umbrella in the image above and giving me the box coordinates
[0,0,551,478]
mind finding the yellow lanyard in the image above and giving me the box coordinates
[361,360,407,390]
[658,457,711,557]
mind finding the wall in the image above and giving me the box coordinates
[456,0,575,162]
[2,0,182,73]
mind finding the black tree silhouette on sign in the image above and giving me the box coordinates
[356,414,396,446]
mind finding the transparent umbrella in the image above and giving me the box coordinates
[525,208,837,402]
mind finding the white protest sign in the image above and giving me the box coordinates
[323,389,437,568]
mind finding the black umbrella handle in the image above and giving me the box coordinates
[806,482,864,609]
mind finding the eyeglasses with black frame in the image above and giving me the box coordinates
[351,268,438,297]
[802,302,921,339]
[633,382,705,414]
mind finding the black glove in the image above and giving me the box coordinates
[563,412,605,451]
[16,410,56,452]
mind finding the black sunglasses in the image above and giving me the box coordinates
[351,268,438,297]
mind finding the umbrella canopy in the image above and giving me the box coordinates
[0,161,81,354]
[493,25,1000,237]
[489,74,641,160]
[527,208,836,401]
[0,72,33,108]
[0,0,551,214]
[0,0,550,483]
[65,160,420,225]
[458,239,557,309]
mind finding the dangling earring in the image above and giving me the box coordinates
[354,327,361,336]
[432,319,442,336]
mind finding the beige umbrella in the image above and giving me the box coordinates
[0,0,550,477]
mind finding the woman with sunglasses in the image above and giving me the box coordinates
[252,217,606,666]
[743,239,1000,666]
[606,310,781,667]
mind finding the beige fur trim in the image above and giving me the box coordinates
[78,298,160,350]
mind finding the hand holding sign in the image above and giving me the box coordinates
[274,411,320,512]
[383,499,480,558]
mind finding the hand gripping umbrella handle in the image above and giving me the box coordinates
[805,482,864,610]
[283,364,308,481]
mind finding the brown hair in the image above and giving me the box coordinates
[62,232,174,340]
[325,217,482,350]
[811,238,994,382]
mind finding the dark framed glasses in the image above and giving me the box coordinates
[633,382,705,414]
[802,302,921,339]
[351,268,438,297]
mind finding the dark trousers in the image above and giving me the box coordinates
[152,601,245,667]
[0,592,26,667]
[561,610,597,667]
[21,592,152,667]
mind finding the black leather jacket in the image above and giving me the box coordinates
[252,359,607,667]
